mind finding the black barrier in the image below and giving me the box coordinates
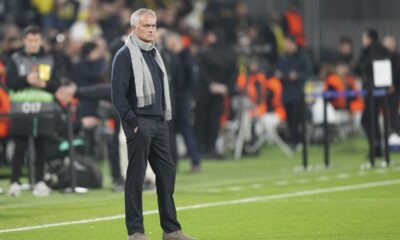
[303,89,390,169]
[0,108,79,192]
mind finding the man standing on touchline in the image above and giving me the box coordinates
[111,8,195,240]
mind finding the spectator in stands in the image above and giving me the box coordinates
[6,25,60,197]
[336,37,355,68]
[234,1,253,37]
[382,35,400,134]
[31,0,56,32]
[54,0,79,31]
[46,31,73,82]
[99,0,125,43]
[258,15,279,64]
[203,0,236,44]
[281,1,305,47]
[0,24,22,64]
[69,2,103,58]
[275,35,312,150]
[356,29,390,160]
[194,30,237,157]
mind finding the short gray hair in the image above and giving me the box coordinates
[130,8,156,27]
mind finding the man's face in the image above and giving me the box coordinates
[133,14,157,43]
[362,32,371,48]
[339,43,352,55]
[383,36,397,53]
[23,33,42,54]
[335,63,349,77]
[284,38,296,54]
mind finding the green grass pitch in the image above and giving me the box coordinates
[0,140,399,240]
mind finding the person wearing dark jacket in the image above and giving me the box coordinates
[194,30,237,156]
[159,33,182,166]
[275,35,312,150]
[73,41,106,118]
[383,35,400,134]
[72,41,106,159]
[6,25,60,197]
[355,29,390,161]
[111,9,193,240]
[164,32,202,172]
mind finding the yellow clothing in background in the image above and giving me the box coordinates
[31,0,54,14]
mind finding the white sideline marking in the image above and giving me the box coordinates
[357,171,367,176]
[336,173,350,179]
[225,186,243,192]
[316,176,330,181]
[376,169,388,175]
[296,179,309,184]
[206,189,222,193]
[274,180,289,186]
[1,179,400,234]
[250,184,263,189]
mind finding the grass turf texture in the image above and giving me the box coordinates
[0,139,399,240]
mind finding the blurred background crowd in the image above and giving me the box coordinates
[0,0,399,196]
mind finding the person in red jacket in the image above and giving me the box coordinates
[282,1,305,47]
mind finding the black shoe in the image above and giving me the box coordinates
[186,165,201,174]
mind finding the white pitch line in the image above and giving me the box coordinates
[296,179,309,184]
[357,171,367,176]
[376,169,388,175]
[316,176,330,181]
[250,184,263,189]
[225,186,243,192]
[274,180,289,186]
[1,179,400,234]
[206,189,222,193]
[336,173,350,179]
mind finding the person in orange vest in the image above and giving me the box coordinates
[282,1,305,47]
[264,75,286,122]
[236,58,286,122]
[324,61,364,114]
[236,69,264,118]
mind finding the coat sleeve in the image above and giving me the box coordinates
[5,59,29,90]
[44,57,61,93]
[76,84,111,101]
[111,51,137,128]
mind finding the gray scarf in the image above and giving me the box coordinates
[125,34,172,121]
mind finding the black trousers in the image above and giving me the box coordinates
[11,137,46,183]
[362,94,383,157]
[388,92,400,133]
[284,99,304,146]
[176,100,201,167]
[194,93,224,153]
[122,117,181,235]
[107,119,123,183]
